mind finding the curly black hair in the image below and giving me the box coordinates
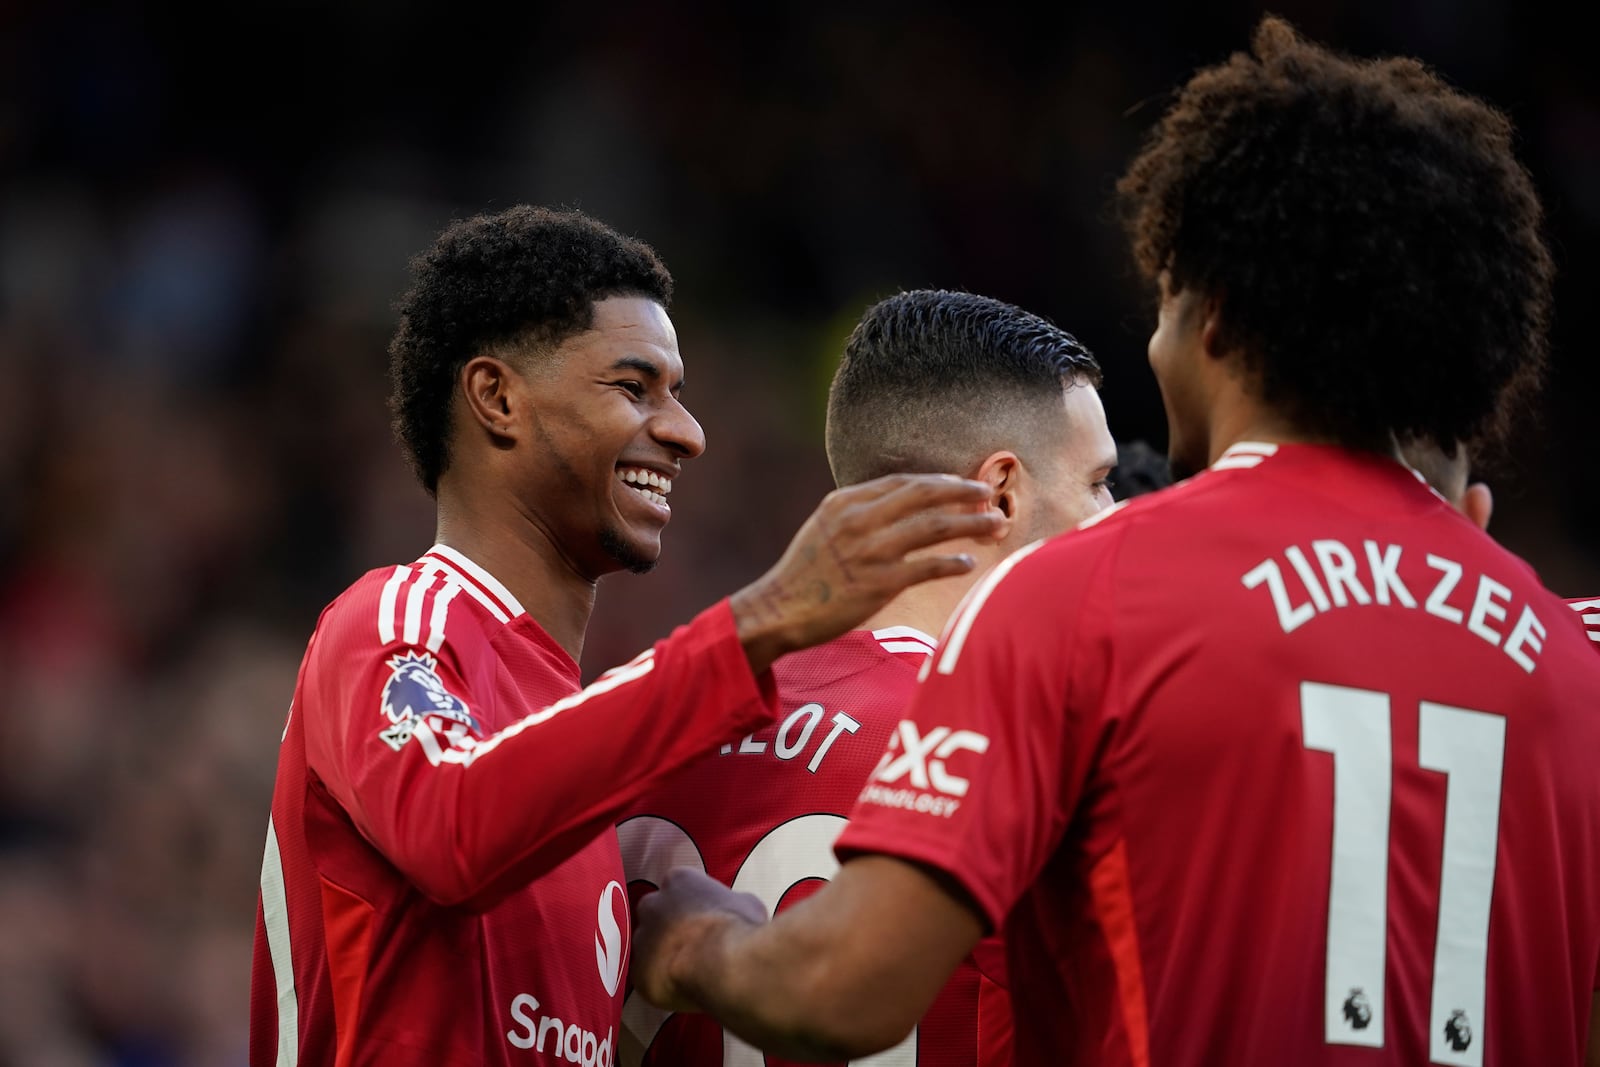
[826,289,1102,486]
[387,205,673,493]
[1115,16,1553,453]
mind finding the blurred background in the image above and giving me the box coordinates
[0,1,1594,1063]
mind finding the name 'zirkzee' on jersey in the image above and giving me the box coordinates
[837,442,1600,1067]
[619,627,1012,1067]
[250,544,777,1067]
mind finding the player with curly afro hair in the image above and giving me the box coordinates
[388,204,674,496]
[1117,15,1553,478]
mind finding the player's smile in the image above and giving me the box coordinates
[614,464,674,520]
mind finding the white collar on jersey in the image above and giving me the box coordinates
[423,543,528,620]
[1210,440,1280,471]
[871,625,938,655]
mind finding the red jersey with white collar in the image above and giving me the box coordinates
[839,442,1600,1066]
[620,628,1012,1067]
[251,544,777,1066]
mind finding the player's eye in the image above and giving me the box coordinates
[615,380,646,398]
[1094,477,1115,493]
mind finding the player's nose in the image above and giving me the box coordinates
[654,398,706,460]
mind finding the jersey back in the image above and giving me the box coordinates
[621,628,1012,1067]
[839,443,1600,1066]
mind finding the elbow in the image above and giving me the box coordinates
[407,868,482,911]
[391,846,502,912]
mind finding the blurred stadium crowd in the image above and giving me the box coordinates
[1,2,1595,1063]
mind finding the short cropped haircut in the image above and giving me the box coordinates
[826,289,1102,487]
[388,205,673,493]
[1116,16,1553,453]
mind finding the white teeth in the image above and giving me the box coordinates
[618,469,671,508]
[618,468,671,494]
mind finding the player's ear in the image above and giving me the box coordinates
[1460,481,1494,532]
[969,451,1017,540]
[459,355,523,443]
[1199,288,1231,362]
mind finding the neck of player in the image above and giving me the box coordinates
[432,493,599,664]
[1203,376,1401,468]
[860,565,990,643]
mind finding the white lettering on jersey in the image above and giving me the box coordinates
[1363,541,1416,608]
[1241,540,1544,673]
[1424,555,1465,624]
[1465,575,1512,647]
[506,993,614,1065]
[718,706,862,774]
[1313,540,1372,608]
[1285,546,1333,613]
[1242,558,1315,633]
[1502,606,1547,673]
[864,721,989,815]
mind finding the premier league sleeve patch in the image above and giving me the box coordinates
[378,650,482,754]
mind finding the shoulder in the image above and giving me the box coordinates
[312,556,506,661]
[775,629,932,694]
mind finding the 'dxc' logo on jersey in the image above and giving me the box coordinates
[378,650,479,752]
[870,721,990,797]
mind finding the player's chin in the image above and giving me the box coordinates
[599,523,662,575]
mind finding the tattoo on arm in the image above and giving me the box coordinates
[817,517,856,584]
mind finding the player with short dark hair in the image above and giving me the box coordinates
[618,289,1114,1066]
[629,20,1600,1066]
[249,206,1003,1066]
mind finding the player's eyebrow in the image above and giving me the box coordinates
[610,355,684,393]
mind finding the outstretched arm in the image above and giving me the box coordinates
[632,855,985,1061]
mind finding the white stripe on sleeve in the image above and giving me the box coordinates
[426,582,464,653]
[377,566,412,644]
[260,816,299,1067]
[402,562,443,646]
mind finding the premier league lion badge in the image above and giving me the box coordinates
[378,650,480,752]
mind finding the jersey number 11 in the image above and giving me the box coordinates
[1302,681,1505,1067]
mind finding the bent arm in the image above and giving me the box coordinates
[323,601,777,910]
[649,855,984,1061]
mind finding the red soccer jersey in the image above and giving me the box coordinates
[838,442,1600,1067]
[619,628,1012,1067]
[251,544,777,1067]
[1568,597,1600,649]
